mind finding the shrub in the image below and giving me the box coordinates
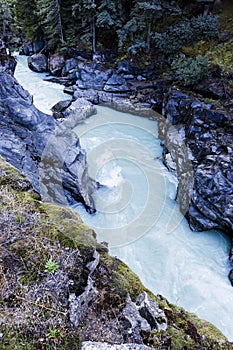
[172,55,209,86]
[155,22,193,54]
[155,15,219,54]
[127,40,147,55]
[190,14,219,39]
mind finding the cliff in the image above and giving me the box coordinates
[0,53,96,212]
[0,155,232,350]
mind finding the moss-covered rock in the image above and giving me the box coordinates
[0,155,31,191]
[0,156,232,349]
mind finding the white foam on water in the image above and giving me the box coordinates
[14,54,71,115]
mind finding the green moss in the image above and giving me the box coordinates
[183,40,233,75]
[0,328,34,350]
[187,312,228,344]
[167,326,186,349]
[10,238,48,285]
[181,0,233,77]
[0,155,31,191]
[164,304,231,349]
[16,191,39,206]
[113,260,145,300]
[183,38,233,76]
[0,326,82,350]
[98,252,146,300]
[147,329,164,348]
[41,203,97,249]
[207,40,233,75]
[59,334,82,350]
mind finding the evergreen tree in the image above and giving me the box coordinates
[37,0,64,51]
[96,0,125,51]
[118,0,180,54]
[0,1,10,39]
[14,0,40,41]
[72,0,97,53]
[60,0,76,47]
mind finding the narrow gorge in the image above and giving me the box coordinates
[0,1,232,348]
[2,52,231,345]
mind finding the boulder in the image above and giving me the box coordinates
[28,53,48,72]
[48,54,65,76]
[62,58,79,80]
[51,99,72,119]
[0,71,96,211]
[62,98,97,127]
[73,87,128,105]
[0,52,16,75]
[76,62,112,90]
[104,74,130,93]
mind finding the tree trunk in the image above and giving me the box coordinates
[147,21,152,53]
[92,17,96,54]
[56,0,64,44]
[92,0,96,54]
[2,21,6,38]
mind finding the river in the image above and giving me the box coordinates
[14,54,233,341]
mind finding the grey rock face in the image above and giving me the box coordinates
[161,90,233,233]
[19,39,45,56]
[74,62,132,96]
[228,269,233,286]
[136,292,167,331]
[103,74,130,92]
[62,58,79,79]
[62,98,97,126]
[122,292,167,341]
[76,63,112,90]
[28,53,48,72]
[0,71,96,211]
[69,250,100,327]
[73,87,129,105]
[82,343,154,350]
[69,276,99,327]
[0,52,16,75]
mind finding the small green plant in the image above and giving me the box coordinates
[172,55,209,86]
[46,326,62,339]
[44,258,59,274]
[15,214,25,224]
